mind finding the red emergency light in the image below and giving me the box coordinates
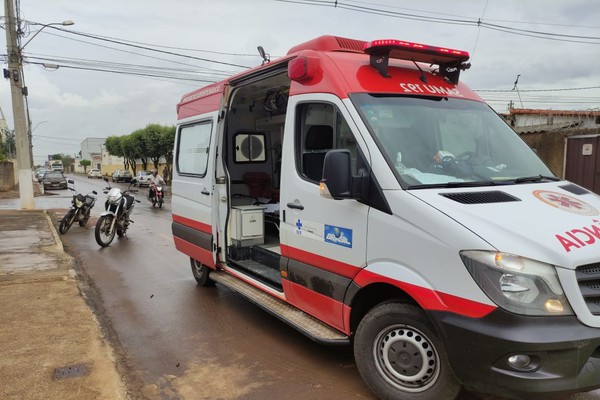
[363,39,471,84]
[288,55,318,82]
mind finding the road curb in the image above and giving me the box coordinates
[43,209,64,252]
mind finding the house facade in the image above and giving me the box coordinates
[502,108,600,193]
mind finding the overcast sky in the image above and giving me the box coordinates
[1,0,599,165]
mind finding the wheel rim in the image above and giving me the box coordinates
[192,260,205,279]
[97,216,115,244]
[373,324,440,393]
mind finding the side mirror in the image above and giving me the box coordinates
[320,150,353,199]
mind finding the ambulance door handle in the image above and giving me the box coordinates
[286,202,304,210]
[201,188,210,196]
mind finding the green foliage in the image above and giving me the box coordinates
[1,132,16,160]
[105,136,123,157]
[63,156,74,168]
[79,159,91,173]
[103,124,176,181]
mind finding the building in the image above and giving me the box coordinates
[502,108,600,193]
[79,138,105,172]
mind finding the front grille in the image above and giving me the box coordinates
[576,263,600,315]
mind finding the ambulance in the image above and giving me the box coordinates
[171,35,600,399]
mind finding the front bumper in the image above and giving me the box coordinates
[429,308,600,399]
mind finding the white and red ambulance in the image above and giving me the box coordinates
[171,35,600,400]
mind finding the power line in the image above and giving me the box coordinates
[474,85,600,93]
[340,0,600,30]
[53,30,259,57]
[47,25,253,69]
[33,29,245,75]
[26,61,220,83]
[24,53,232,79]
[276,0,600,44]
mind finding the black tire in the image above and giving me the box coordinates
[158,198,163,208]
[190,258,214,286]
[117,228,125,237]
[354,303,460,400]
[95,215,116,247]
[58,210,76,234]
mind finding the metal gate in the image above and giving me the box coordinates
[565,134,600,194]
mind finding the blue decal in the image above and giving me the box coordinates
[296,219,303,235]
[324,225,352,248]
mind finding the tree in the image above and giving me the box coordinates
[142,124,164,169]
[2,132,15,160]
[79,159,91,173]
[106,136,131,170]
[121,135,139,174]
[131,129,150,171]
[63,156,74,169]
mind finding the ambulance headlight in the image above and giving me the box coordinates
[461,250,573,316]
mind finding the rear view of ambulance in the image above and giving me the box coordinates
[171,35,600,400]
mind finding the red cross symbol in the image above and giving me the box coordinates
[546,194,584,209]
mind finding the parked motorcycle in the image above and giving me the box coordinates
[148,183,164,208]
[58,179,97,234]
[94,177,139,247]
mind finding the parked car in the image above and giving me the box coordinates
[42,171,68,190]
[36,168,49,182]
[111,169,132,183]
[134,170,152,187]
[88,169,102,179]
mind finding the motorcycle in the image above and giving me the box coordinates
[58,179,97,234]
[94,177,140,247]
[148,182,165,208]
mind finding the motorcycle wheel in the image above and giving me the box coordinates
[158,198,163,208]
[117,228,125,237]
[58,210,76,234]
[95,215,116,247]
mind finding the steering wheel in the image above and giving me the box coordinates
[455,151,477,161]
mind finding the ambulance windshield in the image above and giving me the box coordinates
[351,94,556,188]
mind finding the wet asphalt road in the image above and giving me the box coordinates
[19,174,600,400]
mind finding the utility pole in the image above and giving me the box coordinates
[4,0,34,209]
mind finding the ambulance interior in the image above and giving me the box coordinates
[222,69,291,290]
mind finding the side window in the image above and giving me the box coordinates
[177,121,212,176]
[297,103,362,182]
[234,132,266,163]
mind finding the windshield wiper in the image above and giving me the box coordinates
[408,181,496,189]
[514,175,560,184]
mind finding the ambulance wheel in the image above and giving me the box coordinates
[354,302,460,400]
[190,258,214,286]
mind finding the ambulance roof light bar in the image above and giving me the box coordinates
[363,39,471,84]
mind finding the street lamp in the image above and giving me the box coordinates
[3,1,73,209]
[31,120,48,134]
[21,20,74,50]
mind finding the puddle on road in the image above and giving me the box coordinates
[143,361,273,400]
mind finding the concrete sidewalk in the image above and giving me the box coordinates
[0,210,127,399]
